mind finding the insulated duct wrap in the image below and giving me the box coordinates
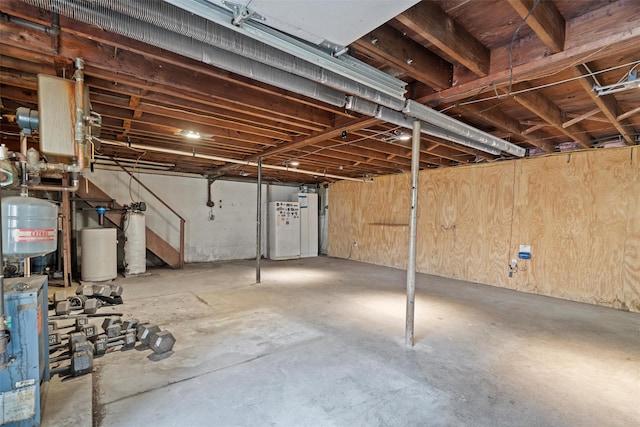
[345,96,379,117]
[374,107,502,156]
[21,0,405,110]
[403,100,526,157]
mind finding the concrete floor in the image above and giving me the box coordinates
[43,257,639,426]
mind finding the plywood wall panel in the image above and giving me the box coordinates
[329,147,639,312]
[416,162,514,287]
[622,148,640,311]
[510,149,635,309]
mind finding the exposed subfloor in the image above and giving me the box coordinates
[43,257,639,426]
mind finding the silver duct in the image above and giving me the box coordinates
[345,97,502,156]
[21,0,404,110]
[165,0,406,101]
[404,100,526,157]
[19,0,525,159]
[20,0,346,107]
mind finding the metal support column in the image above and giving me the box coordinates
[256,157,262,283]
[405,120,421,347]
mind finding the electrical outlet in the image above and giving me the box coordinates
[510,259,517,269]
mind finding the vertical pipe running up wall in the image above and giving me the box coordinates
[405,120,421,347]
[0,194,6,368]
[256,157,262,283]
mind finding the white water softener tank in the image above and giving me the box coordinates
[2,196,57,258]
[123,211,146,275]
[80,228,117,281]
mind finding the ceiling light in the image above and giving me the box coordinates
[396,132,411,141]
[594,69,640,96]
[382,130,412,143]
[289,161,300,167]
[185,130,201,139]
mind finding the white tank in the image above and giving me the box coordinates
[80,228,117,282]
[124,211,146,275]
[2,196,58,258]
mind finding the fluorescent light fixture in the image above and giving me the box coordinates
[594,69,640,96]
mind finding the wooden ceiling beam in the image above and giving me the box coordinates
[95,103,281,147]
[396,1,490,76]
[618,106,640,122]
[0,21,338,128]
[256,117,380,160]
[352,25,452,89]
[498,83,591,147]
[457,102,554,151]
[85,76,325,134]
[208,117,381,174]
[571,65,636,145]
[506,0,565,53]
[562,108,600,129]
[420,1,640,105]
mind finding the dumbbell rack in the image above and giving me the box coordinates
[0,276,49,427]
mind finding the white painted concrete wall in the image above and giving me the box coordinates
[84,169,299,263]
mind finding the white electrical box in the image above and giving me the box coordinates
[291,192,318,258]
[268,202,301,260]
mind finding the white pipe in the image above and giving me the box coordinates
[98,139,371,182]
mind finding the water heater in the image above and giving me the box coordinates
[123,211,146,275]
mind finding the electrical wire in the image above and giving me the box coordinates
[508,0,541,94]
[441,60,640,111]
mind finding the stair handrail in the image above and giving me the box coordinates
[110,157,185,268]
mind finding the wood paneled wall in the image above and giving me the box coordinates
[328,147,640,312]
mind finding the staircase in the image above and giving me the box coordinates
[77,178,183,269]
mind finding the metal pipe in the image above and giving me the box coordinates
[24,257,30,277]
[29,178,80,193]
[0,193,6,369]
[99,139,372,183]
[405,120,420,347]
[256,157,262,284]
[346,97,503,156]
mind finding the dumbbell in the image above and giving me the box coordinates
[110,285,123,297]
[93,332,137,355]
[48,319,99,346]
[76,284,94,296]
[50,350,94,377]
[55,300,71,315]
[92,284,111,297]
[50,333,91,360]
[53,290,67,304]
[84,298,101,314]
[49,318,87,344]
[102,317,123,338]
[136,324,161,345]
[149,330,176,354]
[122,318,139,331]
